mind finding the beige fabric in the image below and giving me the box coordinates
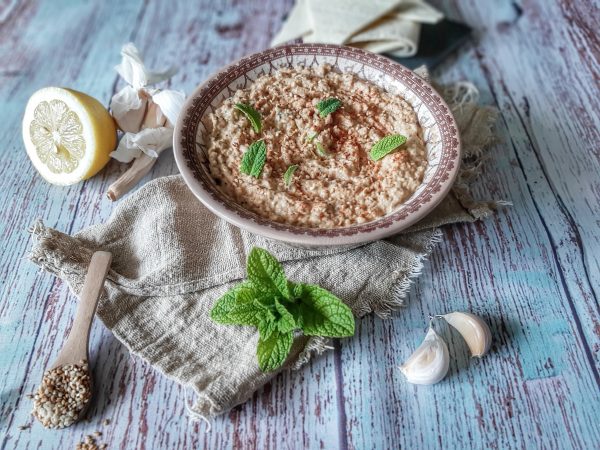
[28,75,500,417]
[271,0,444,57]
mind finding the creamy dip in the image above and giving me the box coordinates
[204,65,427,228]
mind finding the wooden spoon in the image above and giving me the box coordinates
[41,251,112,425]
[50,251,112,370]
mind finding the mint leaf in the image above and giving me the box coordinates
[283,165,299,187]
[369,134,407,161]
[240,139,267,178]
[210,282,254,324]
[257,329,293,372]
[291,282,304,299]
[211,284,276,327]
[234,103,262,133]
[227,298,274,327]
[237,286,273,306]
[315,142,331,157]
[275,299,296,333]
[293,284,355,337]
[246,247,290,299]
[257,319,277,340]
[316,98,341,117]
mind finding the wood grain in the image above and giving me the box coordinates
[0,0,599,449]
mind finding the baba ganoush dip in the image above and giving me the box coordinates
[204,65,427,228]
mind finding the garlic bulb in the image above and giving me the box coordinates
[440,312,492,358]
[106,43,185,201]
[400,327,449,385]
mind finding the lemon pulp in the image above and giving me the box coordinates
[30,99,86,174]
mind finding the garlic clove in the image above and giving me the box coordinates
[151,89,186,127]
[110,86,148,133]
[141,99,167,129]
[400,327,449,385]
[441,312,492,358]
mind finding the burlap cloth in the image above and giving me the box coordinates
[28,74,501,418]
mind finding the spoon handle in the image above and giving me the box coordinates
[51,251,112,369]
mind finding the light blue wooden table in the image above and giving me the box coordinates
[1,0,599,448]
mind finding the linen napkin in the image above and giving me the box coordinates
[28,73,501,418]
[271,0,443,57]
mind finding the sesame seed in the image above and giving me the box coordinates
[30,361,91,429]
[74,433,109,450]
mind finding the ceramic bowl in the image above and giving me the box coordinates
[174,44,460,248]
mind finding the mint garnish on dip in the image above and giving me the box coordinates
[369,134,407,161]
[240,139,267,178]
[234,103,262,133]
[283,165,299,187]
[316,98,342,117]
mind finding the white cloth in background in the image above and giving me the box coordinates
[271,0,443,57]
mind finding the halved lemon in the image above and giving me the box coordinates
[22,87,117,185]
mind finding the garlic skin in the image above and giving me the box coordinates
[441,312,492,358]
[400,327,449,385]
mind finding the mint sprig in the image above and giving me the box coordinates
[234,103,262,133]
[240,139,267,178]
[283,165,298,187]
[316,98,342,117]
[369,134,407,161]
[210,247,355,372]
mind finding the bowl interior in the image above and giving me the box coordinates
[176,45,459,242]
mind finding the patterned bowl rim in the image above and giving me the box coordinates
[173,44,461,247]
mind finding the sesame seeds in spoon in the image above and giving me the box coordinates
[32,251,112,428]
